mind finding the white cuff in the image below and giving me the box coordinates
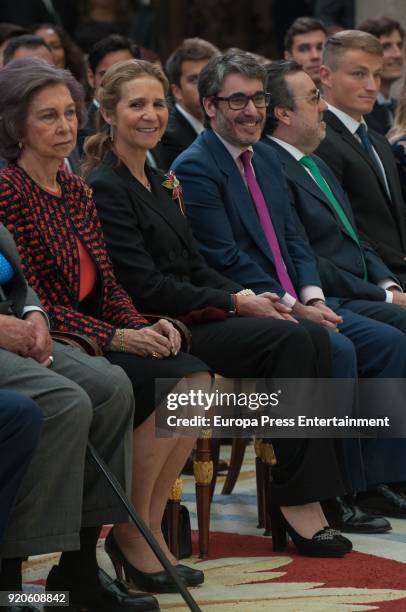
[281,292,297,308]
[379,278,402,292]
[22,306,50,329]
[300,285,325,305]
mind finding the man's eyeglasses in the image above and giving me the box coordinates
[213,91,271,110]
[294,89,322,105]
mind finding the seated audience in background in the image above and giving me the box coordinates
[77,34,141,156]
[0,224,143,612]
[358,16,404,135]
[85,58,354,559]
[388,83,406,202]
[0,23,27,67]
[33,23,87,89]
[262,59,406,524]
[162,37,219,169]
[0,391,42,546]
[173,50,406,530]
[3,33,54,65]
[0,57,210,594]
[316,30,406,289]
[283,17,328,88]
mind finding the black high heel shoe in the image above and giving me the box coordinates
[269,501,348,557]
[324,528,353,552]
[105,529,186,593]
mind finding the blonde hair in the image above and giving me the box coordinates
[388,83,406,141]
[322,29,383,70]
[82,59,168,176]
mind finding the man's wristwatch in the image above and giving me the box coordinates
[306,298,326,307]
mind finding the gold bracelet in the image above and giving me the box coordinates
[117,329,126,352]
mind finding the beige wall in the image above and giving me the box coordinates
[356,0,406,97]
[357,0,406,27]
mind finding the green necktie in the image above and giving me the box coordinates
[300,155,367,281]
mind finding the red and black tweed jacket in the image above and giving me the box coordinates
[0,165,148,349]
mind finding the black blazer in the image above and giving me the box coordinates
[315,110,406,287]
[87,157,241,315]
[265,138,397,302]
[365,100,396,136]
[161,106,198,169]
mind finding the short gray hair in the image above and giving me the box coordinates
[198,50,266,127]
[0,57,86,162]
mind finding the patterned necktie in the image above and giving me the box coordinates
[300,155,367,281]
[240,149,297,298]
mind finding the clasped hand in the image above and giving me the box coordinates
[114,319,181,358]
[0,311,53,366]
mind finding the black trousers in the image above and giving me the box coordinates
[189,317,349,506]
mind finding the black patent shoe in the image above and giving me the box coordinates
[46,564,158,611]
[105,529,186,594]
[174,564,204,586]
[98,568,159,610]
[270,502,348,557]
[322,495,392,533]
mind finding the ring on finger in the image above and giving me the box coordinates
[151,351,160,359]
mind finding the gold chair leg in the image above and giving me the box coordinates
[165,476,183,559]
[194,433,213,558]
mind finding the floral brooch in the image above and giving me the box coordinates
[162,170,185,216]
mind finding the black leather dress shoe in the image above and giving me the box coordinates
[174,564,204,586]
[322,495,392,533]
[358,484,406,518]
[46,564,159,611]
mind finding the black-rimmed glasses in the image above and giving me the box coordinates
[213,91,271,110]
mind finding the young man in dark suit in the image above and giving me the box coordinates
[316,29,406,289]
[163,37,219,169]
[358,16,404,135]
[261,58,406,526]
[174,51,406,533]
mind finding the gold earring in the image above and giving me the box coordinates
[18,141,23,149]
[109,125,114,141]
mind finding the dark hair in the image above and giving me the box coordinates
[198,50,266,127]
[284,17,328,53]
[33,23,87,87]
[165,37,219,86]
[0,23,27,47]
[3,34,51,65]
[0,57,86,162]
[358,15,405,41]
[83,59,168,176]
[263,60,302,134]
[88,34,140,75]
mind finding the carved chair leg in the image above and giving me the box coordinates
[194,434,213,558]
[209,438,220,502]
[165,477,183,559]
[221,438,249,495]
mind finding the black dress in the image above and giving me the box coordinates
[88,156,349,505]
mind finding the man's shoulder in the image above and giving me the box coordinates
[172,131,215,169]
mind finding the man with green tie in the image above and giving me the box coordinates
[262,58,406,529]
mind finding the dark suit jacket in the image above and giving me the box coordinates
[365,99,396,136]
[87,156,241,316]
[161,106,198,170]
[315,110,406,288]
[0,224,42,317]
[264,138,397,302]
[173,129,322,296]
